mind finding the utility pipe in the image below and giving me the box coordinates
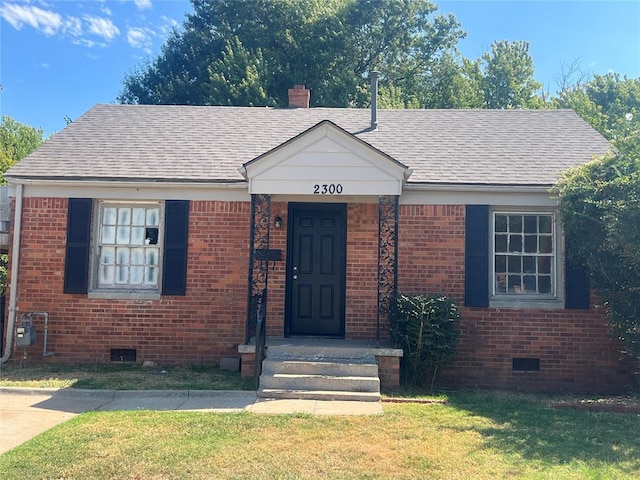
[1,183,24,364]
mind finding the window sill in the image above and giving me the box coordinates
[490,297,564,310]
[88,290,161,301]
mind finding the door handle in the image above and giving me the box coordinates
[292,274,298,280]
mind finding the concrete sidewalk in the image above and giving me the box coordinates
[0,387,383,454]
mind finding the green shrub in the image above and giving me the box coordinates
[389,293,461,389]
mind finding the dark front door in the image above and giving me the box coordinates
[286,203,346,336]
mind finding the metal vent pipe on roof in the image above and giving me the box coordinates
[370,71,379,131]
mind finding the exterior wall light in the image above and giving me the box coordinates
[274,216,283,229]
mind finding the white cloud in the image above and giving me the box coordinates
[159,14,179,36]
[134,0,153,11]
[41,62,50,69]
[83,15,120,41]
[63,16,83,37]
[127,26,154,54]
[0,3,63,36]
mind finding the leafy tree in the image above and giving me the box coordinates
[0,116,44,295]
[0,115,44,184]
[555,133,640,374]
[119,0,465,108]
[476,40,543,109]
[556,73,640,141]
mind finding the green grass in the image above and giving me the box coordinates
[1,391,639,479]
[0,362,253,390]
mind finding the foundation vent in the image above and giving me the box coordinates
[512,357,540,372]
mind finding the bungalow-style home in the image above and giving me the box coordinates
[2,85,630,396]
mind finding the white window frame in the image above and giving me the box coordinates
[88,200,164,299]
[490,209,564,308]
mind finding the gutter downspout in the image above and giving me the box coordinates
[1,183,24,363]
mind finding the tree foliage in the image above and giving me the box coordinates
[119,0,468,108]
[555,133,640,364]
[0,115,44,184]
[555,73,640,140]
[477,40,543,109]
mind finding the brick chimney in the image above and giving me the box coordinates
[288,85,310,108]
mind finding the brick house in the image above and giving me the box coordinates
[2,85,631,394]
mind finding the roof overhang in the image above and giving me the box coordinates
[240,120,410,196]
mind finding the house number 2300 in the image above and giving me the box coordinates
[313,183,343,194]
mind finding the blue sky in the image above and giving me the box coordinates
[1,0,639,137]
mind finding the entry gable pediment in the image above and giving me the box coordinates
[241,120,409,196]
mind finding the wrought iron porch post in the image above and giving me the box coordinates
[245,194,271,344]
[377,195,399,347]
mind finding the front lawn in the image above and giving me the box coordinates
[0,362,252,390]
[1,391,638,479]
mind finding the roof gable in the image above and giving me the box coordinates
[241,120,409,195]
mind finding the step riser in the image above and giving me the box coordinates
[260,375,380,392]
[262,360,378,377]
[266,346,376,360]
[258,389,381,402]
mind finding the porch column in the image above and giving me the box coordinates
[245,193,271,344]
[377,195,399,346]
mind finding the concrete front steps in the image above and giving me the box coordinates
[258,345,381,402]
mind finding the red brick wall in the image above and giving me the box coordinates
[396,204,632,393]
[8,197,632,392]
[11,198,251,365]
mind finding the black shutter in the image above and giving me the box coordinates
[64,198,92,294]
[162,200,189,296]
[465,205,489,307]
[565,237,590,309]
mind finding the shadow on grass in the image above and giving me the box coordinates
[446,390,640,475]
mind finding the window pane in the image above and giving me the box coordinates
[495,214,507,232]
[495,234,508,252]
[495,255,507,273]
[103,207,117,225]
[524,235,537,253]
[538,257,551,274]
[539,215,552,233]
[147,208,160,226]
[100,246,115,264]
[102,226,116,244]
[539,235,552,254]
[509,215,522,232]
[100,265,115,284]
[508,256,521,273]
[116,247,130,265]
[495,273,507,293]
[146,249,159,265]
[116,266,129,284]
[130,266,143,285]
[508,275,521,293]
[145,267,158,285]
[508,234,522,252]
[132,208,146,226]
[524,215,537,233]
[523,275,536,292]
[131,248,144,265]
[131,227,145,245]
[116,226,131,245]
[523,256,536,273]
[118,208,131,226]
[539,276,552,293]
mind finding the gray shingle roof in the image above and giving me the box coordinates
[6,104,610,186]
